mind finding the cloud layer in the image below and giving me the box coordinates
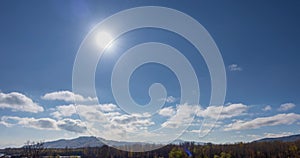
[0,116,86,133]
[1,89,299,144]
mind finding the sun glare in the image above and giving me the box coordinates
[95,31,114,50]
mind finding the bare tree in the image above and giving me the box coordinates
[22,140,46,158]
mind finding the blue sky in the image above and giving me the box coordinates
[0,1,300,148]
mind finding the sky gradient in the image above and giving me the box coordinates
[0,1,300,148]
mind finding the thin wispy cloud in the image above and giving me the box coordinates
[246,132,294,140]
[263,132,294,138]
[228,64,242,71]
[224,113,300,131]
[159,96,177,103]
[42,90,97,103]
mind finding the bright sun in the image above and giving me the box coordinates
[95,31,114,50]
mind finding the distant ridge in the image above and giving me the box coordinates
[43,136,204,149]
[43,136,158,149]
[254,134,300,143]
[171,139,204,145]
[43,136,103,148]
[43,134,300,149]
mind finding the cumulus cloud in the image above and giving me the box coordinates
[42,90,97,103]
[224,113,300,131]
[278,103,296,111]
[263,105,272,111]
[111,114,154,132]
[76,105,107,122]
[98,103,119,112]
[1,116,57,130]
[228,64,242,71]
[161,104,199,128]
[74,104,154,134]
[0,116,87,133]
[81,111,155,138]
[57,118,87,133]
[197,103,248,120]
[158,106,175,117]
[51,104,77,119]
[160,103,247,129]
[0,92,44,113]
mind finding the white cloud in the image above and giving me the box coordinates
[83,111,156,139]
[76,105,107,122]
[160,96,177,103]
[50,103,119,120]
[197,103,248,119]
[228,64,242,71]
[247,132,295,141]
[187,129,201,133]
[111,114,154,132]
[263,105,272,111]
[1,116,57,130]
[161,104,199,128]
[246,134,261,139]
[74,104,154,134]
[57,118,87,133]
[278,103,296,111]
[224,113,300,131]
[158,106,175,117]
[42,90,97,103]
[50,104,77,119]
[0,116,87,133]
[263,132,293,138]
[0,92,44,113]
[98,103,119,112]
[186,129,212,135]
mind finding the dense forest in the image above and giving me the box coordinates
[2,140,300,158]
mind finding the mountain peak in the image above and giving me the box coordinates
[44,136,103,148]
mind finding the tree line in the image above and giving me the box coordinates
[2,140,300,158]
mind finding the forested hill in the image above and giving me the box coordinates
[254,134,300,143]
[43,136,104,148]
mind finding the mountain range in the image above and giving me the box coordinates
[43,134,300,149]
[43,137,152,148]
[43,136,104,148]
